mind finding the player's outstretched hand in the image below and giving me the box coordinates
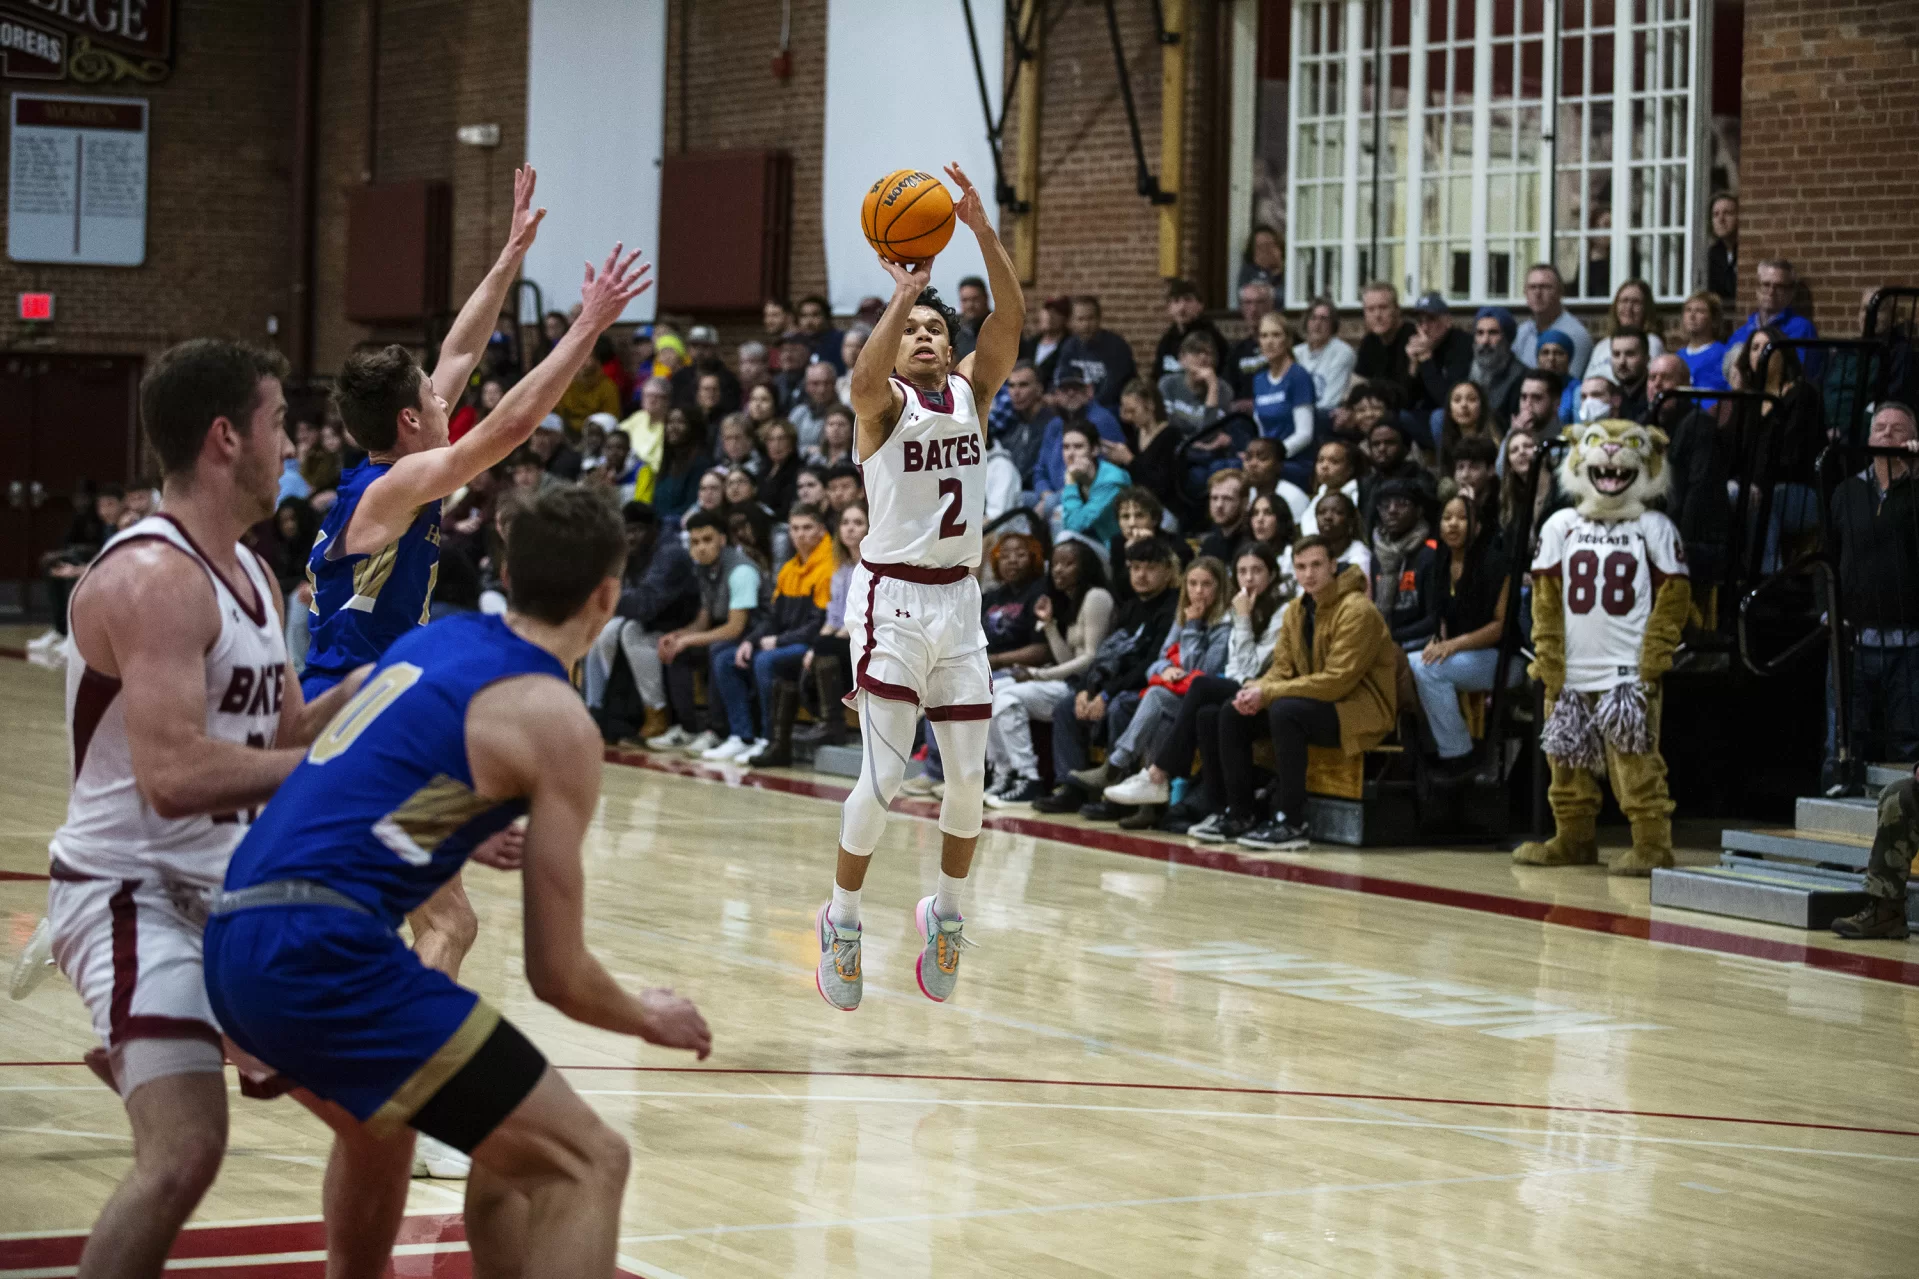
[637,987,712,1059]
[944,162,990,233]
[878,254,932,294]
[504,165,546,258]
[578,242,652,330]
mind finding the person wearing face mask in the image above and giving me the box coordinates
[1577,373,1623,425]
[1468,306,1526,429]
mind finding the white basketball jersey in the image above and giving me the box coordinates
[857,373,988,569]
[1532,508,1689,693]
[49,515,289,888]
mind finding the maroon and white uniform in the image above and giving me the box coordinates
[45,515,286,1080]
[844,373,993,718]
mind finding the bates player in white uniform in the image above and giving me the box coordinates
[817,163,1025,1012]
[32,340,367,1279]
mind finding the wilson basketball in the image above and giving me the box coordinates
[861,169,956,264]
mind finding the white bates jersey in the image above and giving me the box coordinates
[1532,508,1688,693]
[858,373,987,569]
[49,515,288,888]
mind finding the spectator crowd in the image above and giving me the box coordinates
[28,186,1918,856]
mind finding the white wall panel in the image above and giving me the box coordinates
[822,0,1003,316]
[525,0,666,322]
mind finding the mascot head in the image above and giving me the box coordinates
[1558,418,1670,520]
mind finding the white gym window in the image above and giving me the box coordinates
[1281,0,1709,309]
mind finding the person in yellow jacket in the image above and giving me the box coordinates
[1209,535,1397,850]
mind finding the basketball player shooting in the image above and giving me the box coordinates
[817,163,1025,1011]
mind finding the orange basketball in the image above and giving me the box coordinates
[861,169,956,264]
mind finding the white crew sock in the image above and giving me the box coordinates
[829,884,861,928]
[934,872,965,920]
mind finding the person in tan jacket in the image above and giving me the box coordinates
[1205,535,1398,850]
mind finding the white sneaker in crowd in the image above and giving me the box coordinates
[413,1134,471,1179]
[1104,769,1170,807]
[900,774,937,797]
[738,738,771,763]
[26,629,60,653]
[680,730,720,756]
[645,724,693,751]
[700,735,754,762]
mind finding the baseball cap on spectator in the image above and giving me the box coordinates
[585,412,620,435]
[1474,306,1517,345]
[631,325,654,342]
[1165,278,1201,301]
[536,414,565,434]
[655,333,687,360]
[1537,329,1576,357]
[1055,367,1090,388]
[688,325,719,346]
[1411,292,1449,317]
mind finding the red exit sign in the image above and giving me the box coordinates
[18,293,53,321]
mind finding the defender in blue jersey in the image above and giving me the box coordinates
[300,166,652,703]
[206,488,711,1277]
[292,175,653,1149]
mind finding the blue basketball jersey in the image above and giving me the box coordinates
[303,459,443,684]
[226,612,565,925]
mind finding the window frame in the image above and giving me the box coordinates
[1279,0,1712,311]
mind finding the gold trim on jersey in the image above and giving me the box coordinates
[349,540,400,612]
[366,998,501,1136]
[371,773,498,867]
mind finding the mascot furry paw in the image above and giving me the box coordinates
[1513,419,1691,877]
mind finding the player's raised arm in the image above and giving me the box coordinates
[945,162,1024,407]
[354,245,651,546]
[849,258,924,434]
[87,546,308,818]
[470,675,711,1057]
[429,165,545,406]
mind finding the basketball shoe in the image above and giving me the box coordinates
[815,904,862,1011]
[912,896,973,1003]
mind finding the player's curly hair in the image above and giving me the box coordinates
[914,286,960,340]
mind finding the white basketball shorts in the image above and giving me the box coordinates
[842,560,993,722]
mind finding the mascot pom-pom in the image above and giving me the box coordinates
[1514,419,1691,876]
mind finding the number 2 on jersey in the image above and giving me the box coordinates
[937,478,968,540]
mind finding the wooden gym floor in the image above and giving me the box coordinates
[0,630,1915,1277]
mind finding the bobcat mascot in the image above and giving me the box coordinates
[1514,419,1691,876]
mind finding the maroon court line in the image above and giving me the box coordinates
[543,1063,1919,1141]
[2,1058,1905,1142]
[605,748,1919,989]
[0,646,26,661]
[0,870,49,882]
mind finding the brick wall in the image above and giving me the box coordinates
[311,0,531,374]
[1738,0,1919,335]
[0,0,296,362]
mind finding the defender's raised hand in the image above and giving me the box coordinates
[504,165,546,258]
[578,243,652,330]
